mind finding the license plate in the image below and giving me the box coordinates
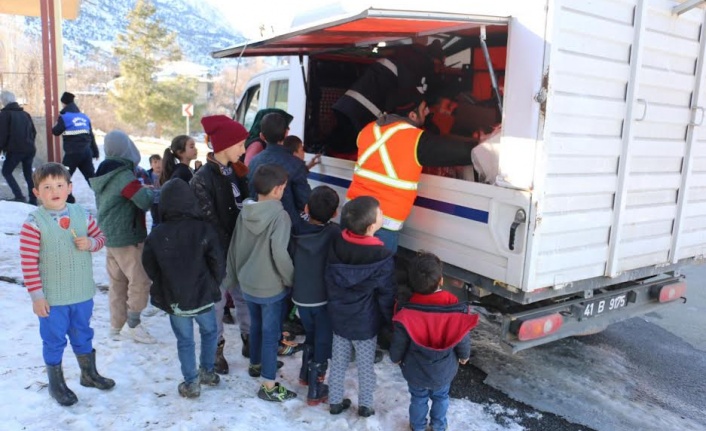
[581,293,628,319]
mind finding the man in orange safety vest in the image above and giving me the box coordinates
[346,87,478,252]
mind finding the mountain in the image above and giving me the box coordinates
[23,0,246,70]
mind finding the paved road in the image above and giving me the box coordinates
[449,265,706,431]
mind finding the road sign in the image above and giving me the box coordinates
[182,103,194,117]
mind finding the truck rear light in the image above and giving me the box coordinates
[653,281,687,303]
[515,313,564,341]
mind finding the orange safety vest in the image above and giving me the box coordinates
[346,120,424,231]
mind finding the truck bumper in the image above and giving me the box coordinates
[498,276,687,353]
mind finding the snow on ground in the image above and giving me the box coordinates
[0,149,525,431]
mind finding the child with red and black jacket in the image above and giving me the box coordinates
[389,252,479,431]
[325,196,396,417]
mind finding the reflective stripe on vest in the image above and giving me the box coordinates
[354,123,418,190]
[345,89,382,118]
[378,58,398,76]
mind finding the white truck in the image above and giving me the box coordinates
[213,0,702,352]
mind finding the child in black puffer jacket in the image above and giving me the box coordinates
[141,178,224,399]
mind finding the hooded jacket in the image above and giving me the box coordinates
[290,221,341,306]
[0,102,36,155]
[389,294,479,390]
[228,199,293,299]
[325,232,396,340]
[142,179,223,315]
[51,102,99,157]
[90,131,153,247]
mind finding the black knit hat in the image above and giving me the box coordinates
[60,92,75,105]
[386,87,426,116]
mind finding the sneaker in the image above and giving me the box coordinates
[248,361,284,377]
[127,324,157,344]
[199,368,220,386]
[358,406,375,417]
[278,340,303,356]
[330,398,352,415]
[109,327,121,340]
[257,382,297,402]
[178,381,201,398]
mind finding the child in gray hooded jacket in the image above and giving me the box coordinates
[91,130,155,344]
[227,163,296,402]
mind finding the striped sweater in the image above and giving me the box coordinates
[20,205,105,301]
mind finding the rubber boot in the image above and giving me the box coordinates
[241,333,250,359]
[299,344,313,385]
[307,361,329,406]
[46,363,78,406]
[215,339,229,375]
[76,349,115,390]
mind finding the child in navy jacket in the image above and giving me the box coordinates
[325,196,396,417]
[389,252,479,431]
[290,186,341,405]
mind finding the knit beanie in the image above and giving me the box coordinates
[60,92,75,105]
[104,130,141,166]
[386,87,426,116]
[201,115,249,153]
[0,91,16,107]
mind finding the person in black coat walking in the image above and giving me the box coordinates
[0,91,37,204]
[141,178,224,398]
[389,252,479,431]
[52,92,99,203]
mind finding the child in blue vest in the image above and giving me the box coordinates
[389,252,479,431]
[19,162,115,406]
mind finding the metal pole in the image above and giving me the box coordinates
[186,116,190,135]
[479,26,503,116]
[40,0,61,163]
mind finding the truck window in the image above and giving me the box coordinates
[267,79,288,111]
[235,85,261,131]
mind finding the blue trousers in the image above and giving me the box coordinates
[408,383,451,431]
[39,299,94,366]
[169,308,218,384]
[298,305,333,363]
[1,151,34,201]
[247,298,284,381]
[374,228,400,253]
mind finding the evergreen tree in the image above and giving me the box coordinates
[111,0,198,135]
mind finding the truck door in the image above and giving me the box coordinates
[606,1,706,276]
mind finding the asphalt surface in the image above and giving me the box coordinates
[450,362,595,431]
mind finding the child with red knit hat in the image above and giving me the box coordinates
[190,115,252,375]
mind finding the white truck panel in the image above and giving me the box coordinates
[229,0,706,295]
